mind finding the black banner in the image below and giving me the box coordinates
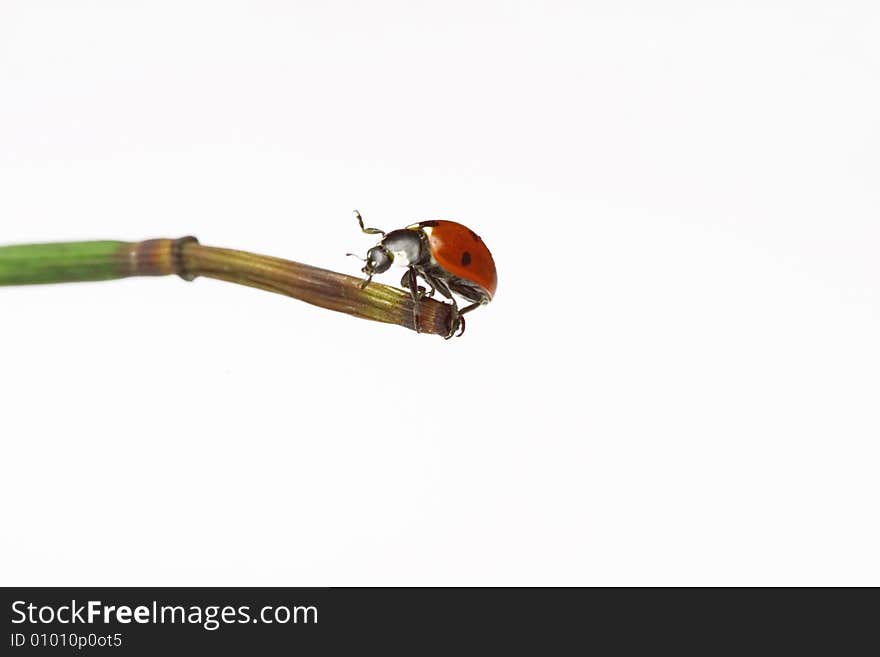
[1,587,873,653]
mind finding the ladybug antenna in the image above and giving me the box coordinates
[347,252,372,287]
[354,210,386,238]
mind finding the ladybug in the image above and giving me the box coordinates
[351,211,497,337]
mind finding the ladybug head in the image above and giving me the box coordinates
[364,245,392,276]
[356,244,392,288]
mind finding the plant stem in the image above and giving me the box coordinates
[0,237,456,336]
[0,241,134,285]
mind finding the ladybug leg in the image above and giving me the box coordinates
[423,272,453,301]
[419,272,462,339]
[399,270,430,301]
[454,302,486,337]
[446,302,464,338]
[415,273,435,299]
[354,210,386,237]
[451,302,482,337]
[402,267,423,333]
[446,300,467,339]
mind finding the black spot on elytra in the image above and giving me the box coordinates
[461,251,472,266]
[420,220,439,227]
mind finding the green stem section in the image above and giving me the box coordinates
[0,241,131,285]
[0,238,455,336]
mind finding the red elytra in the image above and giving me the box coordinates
[409,220,497,301]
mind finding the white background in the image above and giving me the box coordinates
[1,1,878,586]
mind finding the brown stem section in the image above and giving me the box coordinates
[120,237,199,278]
[123,237,454,336]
